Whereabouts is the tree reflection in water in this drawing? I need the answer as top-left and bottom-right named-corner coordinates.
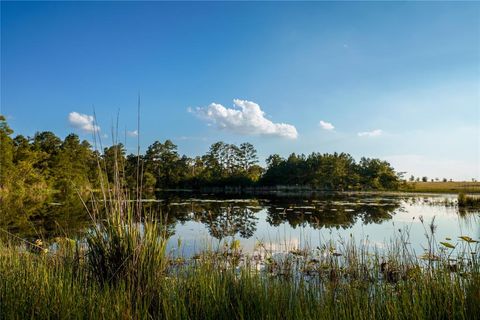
top-left (0, 195), bottom-right (91, 242)
top-left (3, 192), bottom-right (476, 243)
top-left (153, 194), bottom-right (403, 240)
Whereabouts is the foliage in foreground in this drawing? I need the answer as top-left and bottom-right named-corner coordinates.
top-left (0, 231), bottom-right (479, 319)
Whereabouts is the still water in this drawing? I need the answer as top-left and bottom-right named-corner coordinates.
top-left (1, 192), bottom-right (478, 256)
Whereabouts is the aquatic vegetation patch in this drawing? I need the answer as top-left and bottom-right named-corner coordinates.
top-left (0, 223), bottom-right (478, 319)
top-left (458, 193), bottom-right (480, 208)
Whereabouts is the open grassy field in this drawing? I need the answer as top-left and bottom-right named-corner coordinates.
top-left (404, 181), bottom-right (480, 194)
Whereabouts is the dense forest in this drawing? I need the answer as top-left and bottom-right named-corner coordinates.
top-left (0, 115), bottom-right (401, 201)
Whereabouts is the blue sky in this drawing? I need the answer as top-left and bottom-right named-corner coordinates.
top-left (1, 1), bottom-right (479, 180)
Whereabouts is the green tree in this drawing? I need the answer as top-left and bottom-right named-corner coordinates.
top-left (12, 135), bottom-right (31, 163)
top-left (53, 134), bottom-right (94, 195)
top-left (247, 164), bottom-right (264, 182)
top-left (1, 117), bottom-right (48, 203)
top-left (0, 115), bottom-right (14, 193)
top-left (144, 140), bottom-right (181, 188)
top-left (260, 154), bottom-right (286, 186)
top-left (238, 142), bottom-right (258, 172)
top-left (31, 131), bottom-right (62, 184)
top-left (358, 158), bottom-right (399, 190)
top-left (142, 171), bottom-right (157, 190)
top-left (103, 144), bottom-right (126, 184)
top-left (202, 142), bottom-right (227, 181)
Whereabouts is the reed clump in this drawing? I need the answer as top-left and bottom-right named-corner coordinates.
top-left (81, 136), bottom-right (169, 306)
top-left (458, 192), bottom-right (480, 207)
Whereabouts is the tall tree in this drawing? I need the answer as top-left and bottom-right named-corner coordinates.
top-left (31, 131), bottom-right (62, 183)
top-left (144, 140), bottom-right (181, 187)
top-left (53, 134), bottom-right (94, 195)
top-left (103, 144), bottom-right (126, 184)
top-left (0, 115), bottom-right (14, 192)
top-left (1, 117), bottom-right (48, 203)
top-left (238, 142), bottom-right (258, 172)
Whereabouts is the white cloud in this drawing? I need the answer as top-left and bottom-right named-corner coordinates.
top-left (190, 99), bottom-right (298, 139)
top-left (358, 129), bottom-right (382, 137)
top-left (127, 130), bottom-right (138, 137)
top-left (68, 112), bottom-right (100, 133)
top-left (319, 120), bottom-right (334, 131)
top-left (176, 136), bottom-right (208, 141)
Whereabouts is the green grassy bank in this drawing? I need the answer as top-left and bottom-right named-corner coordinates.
top-left (403, 181), bottom-right (480, 194)
top-left (0, 232), bottom-right (478, 319)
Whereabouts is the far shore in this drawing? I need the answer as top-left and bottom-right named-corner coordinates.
top-left (149, 181), bottom-right (480, 196)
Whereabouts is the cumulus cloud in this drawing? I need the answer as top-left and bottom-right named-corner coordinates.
top-left (190, 99), bottom-right (298, 139)
top-left (319, 120), bottom-right (334, 131)
top-left (358, 129), bottom-right (382, 137)
top-left (68, 112), bottom-right (100, 133)
top-left (127, 130), bottom-right (138, 137)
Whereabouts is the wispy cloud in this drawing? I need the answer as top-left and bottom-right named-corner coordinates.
top-left (176, 136), bottom-right (208, 141)
top-left (319, 120), bottom-right (334, 131)
top-left (68, 112), bottom-right (100, 133)
top-left (189, 99), bottom-right (298, 139)
top-left (127, 130), bottom-right (138, 137)
top-left (358, 129), bottom-right (382, 137)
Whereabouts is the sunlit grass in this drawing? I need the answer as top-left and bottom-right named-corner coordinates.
top-left (0, 226), bottom-right (478, 319)
top-left (405, 181), bottom-right (480, 194)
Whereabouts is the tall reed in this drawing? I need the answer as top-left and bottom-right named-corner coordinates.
top-left (83, 110), bottom-right (169, 300)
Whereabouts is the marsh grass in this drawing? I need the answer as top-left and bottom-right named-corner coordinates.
top-left (458, 193), bottom-right (480, 208)
top-left (0, 229), bottom-right (479, 319)
top-left (78, 113), bottom-right (171, 309)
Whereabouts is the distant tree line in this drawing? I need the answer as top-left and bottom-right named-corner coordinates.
top-left (261, 152), bottom-right (399, 190)
top-left (0, 116), bottom-right (401, 201)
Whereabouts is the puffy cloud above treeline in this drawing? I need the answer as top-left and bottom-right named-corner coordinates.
top-left (68, 112), bottom-right (100, 133)
top-left (190, 99), bottom-right (298, 139)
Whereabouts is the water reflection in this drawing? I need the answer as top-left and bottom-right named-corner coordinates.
top-left (1, 192), bottom-right (478, 248)
top-left (141, 194), bottom-right (404, 240)
top-left (264, 198), bottom-right (401, 230)
top-left (0, 197), bottom-right (90, 241)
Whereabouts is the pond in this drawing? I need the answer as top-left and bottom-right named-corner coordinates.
top-left (1, 192), bottom-right (478, 256)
